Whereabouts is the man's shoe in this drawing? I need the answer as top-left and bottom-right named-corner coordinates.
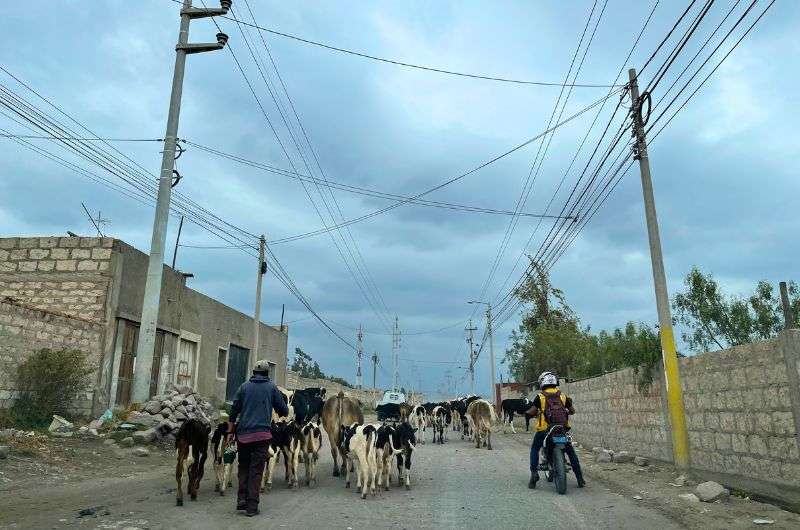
top-left (236, 502), bottom-right (247, 511)
top-left (528, 473), bottom-right (539, 489)
top-left (246, 509), bottom-right (260, 517)
top-left (577, 477), bottom-right (586, 488)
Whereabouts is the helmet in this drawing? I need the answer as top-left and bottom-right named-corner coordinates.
top-left (253, 359), bottom-right (272, 375)
top-left (538, 371), bottom-right (558, 388)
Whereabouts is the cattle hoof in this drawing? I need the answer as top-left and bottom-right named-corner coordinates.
top-left (488, 446), bottom-right (493, 451)
top-left (361, 493), bottom-right (367, 500)
top-left (219, 490), bottom-right (225, 496)
top-left (214, 484), bottom-right (220, 492)
top-left (333, 469), bottom-right (340, 477)
top-left (176, 499), bottom-right (183, 507)
top-left (405, 484), bottom-right (410, 491)
top-left (345, 482), bottom-right (351, 489)
top-left (190, 495), bottom-right (197, 501)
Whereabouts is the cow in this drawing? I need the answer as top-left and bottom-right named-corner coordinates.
top-left (322, 391), bottom-right (364, 477)
top-left (210, 422), bottom-right (235, 496)
top-left (392, 421), bottom-right (417, 490)
top-left (466, 399), bottom-right (496, 450)
top-left (291, 387), bottom-right (326, 425)
top-left (376, 402), bottom-right (411, 422)
top-left (261, 420), bottom-right (303, 492)
top-left (431, 405), bottom-right (450, 444)
top-left (340, 423), bottom-right (378, 499)
top-left (375, 423), bottom-right (401, 491)
top-left (408, 405), bottom-right (427, 444)
top-left (452, 395), bottom-right (480, 440)
top-left (175, 418), bottom-right (211, 506)
top-left (501, 397), bottom-right (533, 433)
top-left (301, 421), bottom-right (323, 487)
top-left (273, 386), bottom-right (295, 422)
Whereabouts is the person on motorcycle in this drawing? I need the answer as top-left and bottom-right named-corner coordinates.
top-left (525, 371), bottom-right (585, 489)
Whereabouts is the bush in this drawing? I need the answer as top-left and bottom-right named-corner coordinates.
top-left (10, 348), bottom-right (93, 429)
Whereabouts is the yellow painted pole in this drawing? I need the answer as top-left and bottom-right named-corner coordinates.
top-left (628, 69), bottom-right (690, 468)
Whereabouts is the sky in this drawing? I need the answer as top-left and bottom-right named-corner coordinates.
top-left (1, 1), bottom-right (798, 400)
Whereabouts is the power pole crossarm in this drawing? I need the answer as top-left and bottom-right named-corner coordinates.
top-left (629, 68), bottom-right (690, 469)
top-left (131, 0), bottom-right (230, 403)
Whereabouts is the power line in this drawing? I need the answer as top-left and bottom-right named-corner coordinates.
top-left (0, 133), bottom-right (163, 141)
top-left (184, 140), bottom-right (575, 220)
top-left (165, 0), bottom-right (622, 89)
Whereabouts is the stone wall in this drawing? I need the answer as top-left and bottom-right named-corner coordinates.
top-left (0, 299), bottom-right (104, 415)
top-left (562, 333), bottom-right (800, 507)
top-left (0, 236), bottom-right (114, 322)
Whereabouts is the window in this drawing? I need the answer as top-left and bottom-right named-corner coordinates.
top-left (217, 348), bottom-right (228, 379)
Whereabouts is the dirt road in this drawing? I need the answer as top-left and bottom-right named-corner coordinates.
top-left (1, 427), bottom-right (685, 530)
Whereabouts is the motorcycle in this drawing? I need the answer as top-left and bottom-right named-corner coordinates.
top-left (538, 424), bottom-right (572, 494)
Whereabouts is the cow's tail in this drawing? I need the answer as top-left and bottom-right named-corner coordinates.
top-left (336, 391), bottom-right (344, 428)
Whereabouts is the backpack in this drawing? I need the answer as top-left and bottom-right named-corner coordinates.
top-left (541, 390), bottom-right (569, 426)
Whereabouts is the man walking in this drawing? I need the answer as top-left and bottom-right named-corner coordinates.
top-left (228, 360), bottom-right (289, 517)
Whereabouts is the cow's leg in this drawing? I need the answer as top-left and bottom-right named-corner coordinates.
top-left (221, 462), bottom-right (232, 496)
top-left (282, 447), bottom-right (291, 484)
top-left (291, 442), bottom-right (301, 489)
top-left (331, 442), bottom-right (340, 477)
top-left (345, 455), bottom-right (352, 488)
top-left (175, 446), bottom-right (187, 506)
top-left (404, 451), bottom-right (412, 490)
top-left (213, 457), bottom-right (222, 493)
top-left (509, 412), bottom-right (517, 434)
top-left (487, 428), bottom-right (493, 450)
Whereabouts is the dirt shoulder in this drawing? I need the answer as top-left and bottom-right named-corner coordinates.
top-left (501, 428), bottom-right (800, 529)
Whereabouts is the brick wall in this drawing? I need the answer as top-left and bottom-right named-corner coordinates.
top-left (0, 299), bottom-right (104, 415)
top-left (0, 236), bottom-right (114, 321)
top-left (562, 334), bottom-right (800, 506)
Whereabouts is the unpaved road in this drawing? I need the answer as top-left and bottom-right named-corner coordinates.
top-left (0, 428), bottom-right (683, 530)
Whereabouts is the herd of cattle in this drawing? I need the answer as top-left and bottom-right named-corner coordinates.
top-left (172, 389), bottom-right (535, 504)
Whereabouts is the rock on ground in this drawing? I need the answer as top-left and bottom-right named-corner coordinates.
top-left (133, 447), bottom-right (150, 457)
top-left (679, 493), bottom-right (700, 503)
top-left (0, 445), bottom-right (8, 459)
top-left (695, 481), bottom-right (730, 502)
top-left (119, 437), bottom-right (135, 448)
top-left (596, 450), bottom-right (613, 463)
top-left (133, 429), bottom-right (157, 444)
top-left (613, 451), bottom-right (634, 463)
top-left (634, 456), bottom-right (649, 466)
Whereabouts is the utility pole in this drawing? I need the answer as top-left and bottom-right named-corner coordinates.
top-left (629, 68), bottom-right (690, 468)
top-left (371, 352), bottom-right (378, 390)
top-left (486, 303), bottom-right (497, 412)
top-left (391, 316), bottom-right (401, 392)
top-left (131, 0), bottom-right (230, 403)
top-left (171, 215), bottom-right (184, 269)
top-left (780, 282), bottom-right (796, 329)
top-left (252, 235), bottom-right (266, 369)
top-left (356, 325), bottom-right (364, 389)
top-left (465, 319), bottom-right (477, 395)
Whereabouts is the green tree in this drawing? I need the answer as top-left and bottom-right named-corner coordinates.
top-left (290, 347), bottom-right (324, 379)
top-left (672, 267), bottom-right (800, 351)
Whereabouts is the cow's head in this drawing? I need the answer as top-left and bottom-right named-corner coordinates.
top-left (339, 423), bottom-right (358, 452)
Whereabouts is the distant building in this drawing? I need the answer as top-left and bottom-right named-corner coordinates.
top-left (0, 236), bottom-right (288, 415)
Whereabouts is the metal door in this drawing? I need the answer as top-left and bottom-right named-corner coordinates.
top-left (177, 338), bottom-right (197, 388)
top-left (225, 344), bottom-right (250, 401)
top-left (149, 331), bottom-right (165, 398)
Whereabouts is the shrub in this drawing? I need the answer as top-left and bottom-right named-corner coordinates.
top-left (11, 348), bottom-right (93, 428)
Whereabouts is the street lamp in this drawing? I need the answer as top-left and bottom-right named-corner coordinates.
top-left (468, 300), bottom-right (497, 412)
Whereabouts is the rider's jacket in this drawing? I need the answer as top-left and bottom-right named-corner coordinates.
top-left (533, 387), bottom-right (573, 432)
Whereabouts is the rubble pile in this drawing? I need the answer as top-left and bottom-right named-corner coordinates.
top-left (124, 386), bottom-right (219, 444)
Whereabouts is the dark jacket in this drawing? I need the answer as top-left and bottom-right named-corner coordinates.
top-left (230, 374), bottom-right (289, 436)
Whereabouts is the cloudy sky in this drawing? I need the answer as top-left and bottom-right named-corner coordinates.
top-left (2, 1), bottom-right (797, 399)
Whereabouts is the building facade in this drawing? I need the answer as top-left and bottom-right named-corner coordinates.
top-left (0, 236), bottom-right (287, 415)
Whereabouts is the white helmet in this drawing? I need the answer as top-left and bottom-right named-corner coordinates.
top-left (538, 371), bottom-right (558, 388)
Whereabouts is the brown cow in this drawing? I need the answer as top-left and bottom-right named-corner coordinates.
top-left (321, 391), bottom-right (364, 477)
top-left (466, 399), bottom-right (496, 450)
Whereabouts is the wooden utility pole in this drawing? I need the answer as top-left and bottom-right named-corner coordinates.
top-left (629, 68), bottom-right (690, 468)
top-left (780, 282), bottom-right (796, 329)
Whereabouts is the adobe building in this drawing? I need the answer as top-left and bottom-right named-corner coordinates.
top-left (0, 236), bottom-right (288, 415)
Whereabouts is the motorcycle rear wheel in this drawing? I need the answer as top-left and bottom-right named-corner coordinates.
top-left (553, 446), bottom-right (567, 495)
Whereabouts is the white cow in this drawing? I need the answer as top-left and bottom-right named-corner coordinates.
top-left (341, 423), bottom-right (378, 499)
top-left (408, 405), bottom-right (427, 444)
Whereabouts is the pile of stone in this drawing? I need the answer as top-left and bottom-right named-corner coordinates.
top-left (123, 386), bottom-right (219, 445)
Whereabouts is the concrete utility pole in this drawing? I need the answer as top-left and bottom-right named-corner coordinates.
top-left (629, 68), bottom-right (690, 468)
top-left (392, 316), bottom-right (401, 392)
top-left (356, 325), bottom-right (364, 389)
top-left (252, 235), bottom-right (266, 368)
top-left (371, 352), bottom-right (378, 390)
top-left (132, 0), bottom-right (230, 403)
top-left (469, 301), bottom-right (496, 409)
top-left (465, 319), bottom-right (477, 395)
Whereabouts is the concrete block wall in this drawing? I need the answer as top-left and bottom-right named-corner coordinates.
top-left (680, 338), bottom-right (799, 488)
top-left (0, 236), bottom-right (114, 321)
top-left (562, 366), bottom-right (672, 461)
top-left (562, 334), bottom-right (800, 507)
top-left (0, 299), bottom-right (103, 415)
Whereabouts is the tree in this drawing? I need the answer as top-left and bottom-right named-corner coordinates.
top-left (290, 347), bottom-right (323, 379)
top-left (672, 267), bottom-right (800, 352)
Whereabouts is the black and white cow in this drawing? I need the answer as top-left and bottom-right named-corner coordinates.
top-left (301, 421), bottom-right (323, 487)
top-left (210, 422), bottom-right (235, 496)
top-left (261, 420), bottom-right (303, 492)
top-left (501, 397), bottom-right (533, 433)
top-left (175, 419), bottom-right (210, 506)
top-left (340, 423), bottom-right (378, 499)
top-left (408, 405), bottom-right (427, 444)
top-left (392, 421), bottom-right (417, 490)
top-left (291, 387), bottom-right (326, 425)
top-left (431, 405), bottom-right (451, 444)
